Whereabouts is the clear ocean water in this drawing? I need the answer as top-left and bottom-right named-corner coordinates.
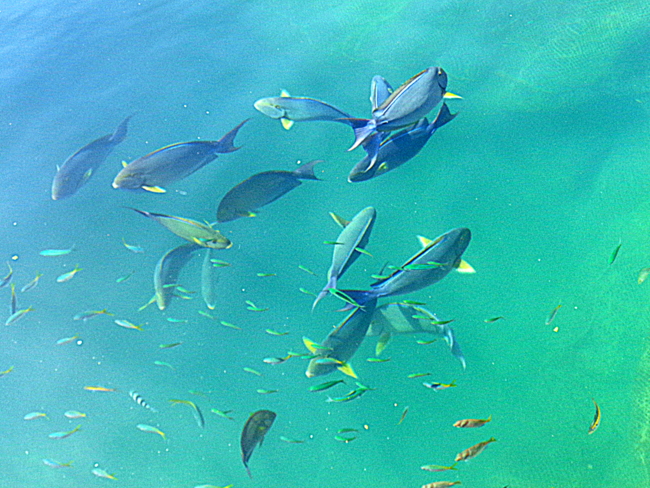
top-left (2, 0), bottom-right (650, 486)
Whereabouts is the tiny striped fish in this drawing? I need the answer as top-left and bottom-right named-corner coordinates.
top-left (129, 390), bottom-right (157, 412)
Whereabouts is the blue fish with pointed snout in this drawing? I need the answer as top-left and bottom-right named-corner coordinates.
top-left (340, 227), bottom-right (473, 307)
top-left (52, 115), bottom-right (132, 200)
top-left (346, 67), bottom-right (448, 162)
top-left (348, 103), bottom-right (456, 182)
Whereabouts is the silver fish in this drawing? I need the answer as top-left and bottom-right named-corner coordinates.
top-left (201, 248), bottom-right (219, 310)
top-left (254, 90), bottom-right (351, 130)
top-left (154, 243), bottom-right (201, 311)
top-left (313, 207), bottom-right (376, 309)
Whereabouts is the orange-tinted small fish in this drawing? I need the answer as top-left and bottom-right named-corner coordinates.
top-left (83, 386), bottom-right (117, 392)
top-left (455, 437), bottom-right (496, 462)
top-left (453, 414), bottom-right (492, 428)
top-left (588, 398), bottom-right (601, 435)
top-left (422, 482), bottom-right (461, 488)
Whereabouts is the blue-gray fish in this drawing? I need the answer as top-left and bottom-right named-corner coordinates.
top-left (254, 90), bottom-right (351, 130)
top-left (313, 207), bottom-right (376, 310)
top-left (368, 303), bottom-right (465, 369)
top-left (112, 119), bottom-right (247, 193)
top-left (347, 67), bottom-right (447, 162)
top-left (52, 115), bottom-right (132, 200)
top-left (241, 410), bottom-right (276, 478)
top-left (217, 160), bottom-right (322, 223)
top-left (154, 243), bottom-right (201, 311)
top-left (341, 228), bottom-right (472, 307)
top-left (305, 298), bottom-right (377, 378)
top-left (201, 248), bottom-right (219, 310)
top-left (348, 103), bottom-right (456, 182)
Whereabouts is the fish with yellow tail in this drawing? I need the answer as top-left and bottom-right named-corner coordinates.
top-left (588, 398), bottom-right (601, 434)
top-left (455, 437), bottom-right (496, 462)
top-left (453, 415), bottom-right (492, 428)
top-left (92, 468), bottom-right (117, 480)
top-left (170, 399), bottom-right (205, 428)
top-left (241, 409), bottom-right (276, 478)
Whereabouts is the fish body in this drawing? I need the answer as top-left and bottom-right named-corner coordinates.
top-left (64, 410), bottom-right (86, 419)
top-left (170, 399), bottom-right (205, 428)
top-left (10, 283), bottom-right (16, 315)
top-left (24, 411), bottom-right (48, 420)
top-left (588, 398), bottom-right (601, 434)
top-left (130, 391), bottom-right (157, 412)
top-left (56, 265), bottom-right (82, 283)
top-left (129, 208), bottom-right (231, 249)
top-left (112, 119), bottom-right (247, 192)
top-left (313, 207), bottom-right (376, 309)
top-left (201, 248), bottom-right (219, 310)
top-left (20, 273), bottom-right (43, 292)
top-left (48, 424), bottom-right (81, 439)
top-left (342, 228), bottom-right (472, 307)
top-left (348, 104), bottom-right (456, 182)
top-left (453, 415), bottom-right (491, 428)
top-left (115, 319), bottom-right (143, 330)
top-left (73, 309), bottom-right (112, 321)
top-left (241, 410), bottom-right (276, 478)
top-left (56, 335), bottom-right (79, 345)
top-left (367, 303), bottom-right (465, 368)
top-left (455, 437), bottom-right (496, 462)
top-left (137, 423), bottom-right (166, 440)
top-left (52, 115), bottom-right (131, 200)
top-left (39, 247), bottom-right (74, 256)
top-left (92, 468), bottom-right (117, 480)
top-left (423, 380), bottom-right (456, 391)
top-left (306, 298), bottom-right (377, 378)
top-left (122, 238), bottom-right (144, 253)
top-left (347, 67), bottom-right (447, 156)
top-left (154, 243), bottom-right (201, 310)
top-left (84, 386), bottom-right (116, 392)
top-left (5, 306), bottom-right (34, 325)
top-left (422, 483), bottom-right (461, 488)
top-left (254, 91), bottom-right (351, 130)
top-left (420, 463), bottom-right (458, 472)
top-left (217, 159), bottom-right (322, 222)
top-left (0, 262), bottom-right (12, 288)
top-left (43, 459), bottom-right (73, 468)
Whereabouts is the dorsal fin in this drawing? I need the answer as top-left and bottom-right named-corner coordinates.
top-left (280, 89), bottom-right (291, 97)
top-left (329, 212), bottom-right (349, 228)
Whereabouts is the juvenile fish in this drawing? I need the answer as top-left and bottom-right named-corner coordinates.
top-left (130, 391), bottom-right (157, 412)
top-left (48, 424), bottom-right (81, 439)
top-left (0, 262), bottom-right (12, 288)
top-left (73, 309), bottom-right (113, 321)
top-left (170, 399), bottom-right (205, 428)
top-left (64, 410), bottom-right (86, 419)
top-left (39, 247), bottom-right (74, 257)
top-left (588, 398), bottom-right (601, 434)
top-left (5, 306), bottom-right (34, 326)
top-left (20, 273), bottom-right (43, 292)
top-left (24, 412), bottom-right (48, 420)
top-left (56, 265), bottom-right (82, 283)
top-left (91, 468), bottom-right (117, 480)
top-left (453, 415), bottom-right (491, 428)
top-left (115, 319), bottom-right (143, 331)
top-left (137, 423), bottom-right (166, 440)
top-left (42, 459), bottom-right (73, 468)
top-left (455, 437), bottom-right (496, 462)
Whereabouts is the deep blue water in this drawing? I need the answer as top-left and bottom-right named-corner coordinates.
top-left (2, 0), bottom-right (650, 487)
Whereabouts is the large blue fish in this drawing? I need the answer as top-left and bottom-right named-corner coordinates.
top-left (216, 160), bottom-right (322, 222)
top-left (305, 298), bottom-right (377, 378)
top-left (348, 103), bottom-right (456, 182)
top-left (254, 90), bottom-right (352, 130)
top-left (367, 302), bottom-right (466, 369)
top-left (346, 67), bottom-right (448, 163)
top-left (52, 115), bottom-right (132, 200)
top-left (112, 119), bottom-right (247, 193)
top-left (313, 207), bottom-right (376, 310)
top-left (341, 227), bottom-right (472, 307)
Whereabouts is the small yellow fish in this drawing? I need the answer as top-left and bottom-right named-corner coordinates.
top-left (0, 366), bottom-right (14, 377)
top-left (588, 398), bottom-right (601, 435)
top-left (5, 306), bottom-right (34, 326)
top-left (56, 265), bottom-right (82, 283)
top-left (24, 411), bottom-right (48, 420)
top-left (84, 386), bottom-right (117, 392)
top-left (114, 319), bottom-right (143, 330)
top-left (243, 367), bottom-right (262, 376)
top-left (137, 423), bottom-right (167, 440)
top-left (20, 273), bottom-right (42, 292)
top-left (64, 410), bottom-right (87, 419)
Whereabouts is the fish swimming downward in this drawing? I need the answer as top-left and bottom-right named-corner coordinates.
top-left (240, 410), bottom-right (276, 478)
top-left (52, 115), bottom-right (132, 200)
top-left (112, 119), bottom-right (247, 193)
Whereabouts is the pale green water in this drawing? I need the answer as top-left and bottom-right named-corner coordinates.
top-left (1, 1), bottom-right (650, 487)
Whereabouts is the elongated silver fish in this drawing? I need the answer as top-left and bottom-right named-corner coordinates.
top-left (254, 90), bottom-right (351, 130)
top-left (154, 243), bottom-right (201, 311)
top-left (129, 390), bottom-right (157, 412)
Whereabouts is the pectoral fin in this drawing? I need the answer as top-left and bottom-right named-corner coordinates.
top-left (454, 259), bottom-right (475, 274)
top-left (443, 91), bottom-right (463, 99)
top-left (376, 332), bottom-right (392, 356)
top-left (329, 212), bottom-right (350, 228)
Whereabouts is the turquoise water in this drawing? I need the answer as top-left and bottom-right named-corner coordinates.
top-left (2, 0), bottom-right (650, 486)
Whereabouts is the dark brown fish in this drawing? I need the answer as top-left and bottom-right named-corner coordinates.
top-left (217, 160), bottom-right (322, 222)
top-left (241, 409), bottom-right (276, 478)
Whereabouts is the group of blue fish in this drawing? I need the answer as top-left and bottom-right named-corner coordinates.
top-left (304, 204), bottom-right (473, 379)
top-left (254, 66), bottom-right (459, 182)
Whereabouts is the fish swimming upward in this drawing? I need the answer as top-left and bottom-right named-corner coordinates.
top-left (153, 243), bottom-right (202, 311)
top-left (52, 115), bottom-right (132, 200)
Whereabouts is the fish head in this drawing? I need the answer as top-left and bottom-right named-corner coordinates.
top-left (435, 67), bottom-right (448, 92)
top-left (112, 167), bottom-right (146, 189)
top-left (348, 154), bottom-right (377, 182)
top-left (51, 173), bottom-right (72, 200)
top-left (253, 98), bottom-right (286, 119)
top-left (305, 356), bottom-right (339, 378)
